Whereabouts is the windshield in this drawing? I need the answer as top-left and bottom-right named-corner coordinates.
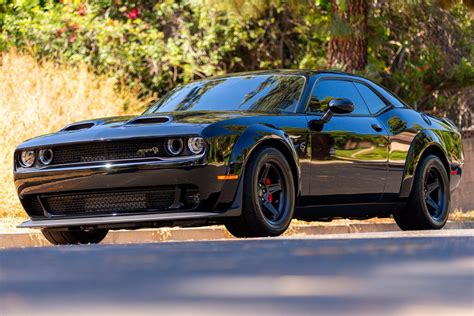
top-left (144, 74), bottom-right (305, 114)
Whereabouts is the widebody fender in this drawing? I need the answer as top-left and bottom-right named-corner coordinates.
top-left (399, 129), bottom-right (461, 198)
top-left (228, 124), bottom-right (300, 180)
top-left (221, 124), bottom-right (301, 211)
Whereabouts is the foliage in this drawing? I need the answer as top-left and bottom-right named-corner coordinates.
top-left (0, 0), bottom-right (328, 96)
top-left (369, 0), bottom-right (474, 115)
top-left (0, 0), bottom-right (472, 127)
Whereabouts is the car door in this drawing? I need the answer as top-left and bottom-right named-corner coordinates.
top-left (306, 77), bottom-right (389, 204)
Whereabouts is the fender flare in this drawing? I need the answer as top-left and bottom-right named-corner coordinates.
top-left (230, 124), bottom-right (300, 173)
top-left (227, 123), bottom-right (301, 198)
top-left (399, 130), bottom-right (449, 198)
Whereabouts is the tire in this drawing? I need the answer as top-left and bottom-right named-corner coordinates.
top-left (394, 155), bottom-right (450, 230)
top-left (225, 146), bottom-right (295, 237)
top-left (41, 228), bottom-right (108, 245)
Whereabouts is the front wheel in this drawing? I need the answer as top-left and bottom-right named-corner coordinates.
top-left (225, 146), bottom-right (295, 238)
top-left (394, 154), bottom-right (450, 230)
top-left (42, 228), bottom-right (109, 245)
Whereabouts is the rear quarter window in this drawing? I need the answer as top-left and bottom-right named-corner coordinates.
top-left (354, 82), bottom-right (387, 114)
top-left (371, 84), bottom-right (408, 108)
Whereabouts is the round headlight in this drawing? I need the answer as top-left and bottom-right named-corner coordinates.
top-left (38, 149), bottom-right (53, 165)
top-left (20, 150), bottom-right (36, 167)
top-left (187, 137), bottom-right (205, 154)
top-left (166, 138), bottom-right (184, 156)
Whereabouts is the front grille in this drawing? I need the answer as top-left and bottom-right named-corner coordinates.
top-left (51, 139), bottom-right (168, 165)
top-left (42, 187), bottom-right (176, 216)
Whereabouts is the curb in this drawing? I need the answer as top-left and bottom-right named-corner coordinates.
top-left (1, 221), bottom-right (473, 249)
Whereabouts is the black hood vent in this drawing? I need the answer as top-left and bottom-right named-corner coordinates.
top-left (127, 116), bottom-right (171, 125)
top-left (62, 122), bottom-right (95, 131)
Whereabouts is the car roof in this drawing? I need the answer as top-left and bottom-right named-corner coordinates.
top-left (206, 69), bottom-right (369, 80)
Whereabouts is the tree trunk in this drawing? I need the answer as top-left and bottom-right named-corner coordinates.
top-left (327, 0), bottom-right (368, 72)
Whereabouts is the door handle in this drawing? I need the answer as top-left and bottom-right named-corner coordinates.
top-left (371, 124), bottom-right (383, 132)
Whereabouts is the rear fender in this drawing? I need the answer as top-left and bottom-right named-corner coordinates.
top-left (399, 130), bottom-right (450, 198)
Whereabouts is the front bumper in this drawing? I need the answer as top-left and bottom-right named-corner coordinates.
top-left (14, 157), bottom-right (241, 228)
top-left (450, 162), bottom-right (463, 192)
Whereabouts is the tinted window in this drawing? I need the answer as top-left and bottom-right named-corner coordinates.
top-left (144, 75), bottom-right (305, 114)
top-left (309, 80), bottom-right (369, 115)
top-left (354, 82), bottom-right (387, 114)
top-left (371, 84), bottom-right (407, 108)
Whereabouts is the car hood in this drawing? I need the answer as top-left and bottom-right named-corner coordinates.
top-left (17, 111), bottom-right (254, 149)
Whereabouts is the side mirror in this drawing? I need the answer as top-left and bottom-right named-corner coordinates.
top-left (328, 98), bottom-right (354, 114)
top-left (308, 98), bottom-right (354, 130)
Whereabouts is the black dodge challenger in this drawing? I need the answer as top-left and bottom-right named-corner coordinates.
top-left (14, 70), bottom-right (464, 245)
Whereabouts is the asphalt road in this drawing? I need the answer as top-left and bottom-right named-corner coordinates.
top-left (0, 229), bottom-right (473, 316)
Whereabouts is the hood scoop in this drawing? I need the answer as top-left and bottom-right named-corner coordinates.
top-left (62, 122), bottom-right (95, 132)
top-left (127, 116), bottom-right (171, 125)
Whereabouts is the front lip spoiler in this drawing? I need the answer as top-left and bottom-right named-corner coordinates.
top-left (17, 210), bottom-right (240, 229)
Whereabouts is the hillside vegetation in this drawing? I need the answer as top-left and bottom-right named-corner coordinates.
top-left (1, 0), bottom-right (472, 127)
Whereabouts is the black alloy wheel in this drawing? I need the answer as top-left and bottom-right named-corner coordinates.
top-left (423, 165), bottom-right (446, 221)
top-left (394, 154), bottom-right (450, 230)
top-left (257, 161), bottom-right (288, 225)
top-left (224, 146), bottom-right (295, 237)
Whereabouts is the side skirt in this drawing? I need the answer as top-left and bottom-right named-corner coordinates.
top-left (294, 202), bottom-right (406, 221)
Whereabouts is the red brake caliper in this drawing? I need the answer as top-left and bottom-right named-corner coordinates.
top-left (265, 178), bottom-right (273, 203)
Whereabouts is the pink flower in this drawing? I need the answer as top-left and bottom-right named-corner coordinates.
top-left (128, 8), bottom-right (139, 19)
top-left (69, 35), bottom-right (77, 43)
top-left (78, 6), bottom-right (86, 16)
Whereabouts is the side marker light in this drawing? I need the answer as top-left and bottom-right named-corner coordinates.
top-left (217, 175), bottom-right (239, 180)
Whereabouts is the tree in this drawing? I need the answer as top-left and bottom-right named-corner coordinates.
top-left (327, 0), bottom-right (368, 71)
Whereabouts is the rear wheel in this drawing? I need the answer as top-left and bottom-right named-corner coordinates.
top-left (41, 228), bottom-right (108, 245)
top-left (225, 146), bottom-right (295, 237)
top-left (394, 155), bottom-right (450, 230)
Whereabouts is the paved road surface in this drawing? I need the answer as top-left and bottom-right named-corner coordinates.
top-left (1, 229), bottom-right (473, 315)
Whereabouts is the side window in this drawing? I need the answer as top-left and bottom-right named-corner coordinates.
top-left (354, 82), bottom-right (387, 114)
top-left (308, 80), bottom-right (369, 115)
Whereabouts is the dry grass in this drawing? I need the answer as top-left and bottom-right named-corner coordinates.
top-left (449, 210), bottom-right (474, 221)
top-left (0, 51), bottom-right (147, 219)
